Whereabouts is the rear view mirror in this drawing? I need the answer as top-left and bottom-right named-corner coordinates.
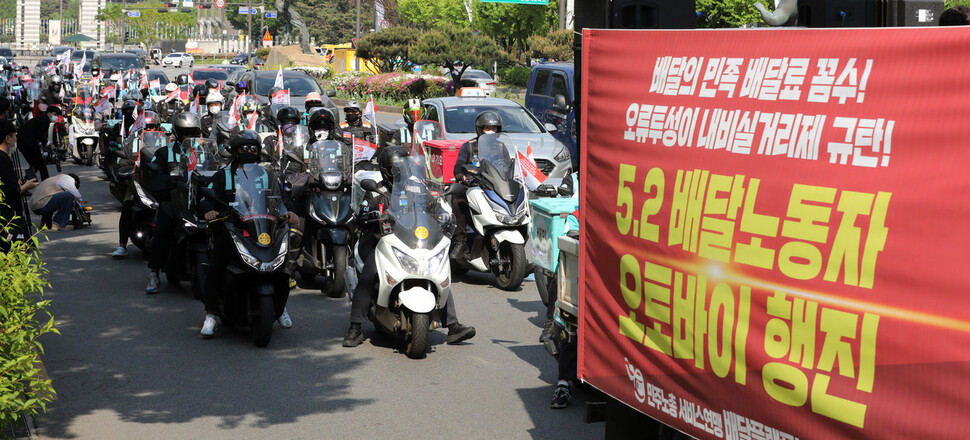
top-left (326, 89), bottom-right (336, 98)
top-left (544, 123), bottom-right (558, 133)
top-left (360, 179), bottom-right (380, 192)
top-left (226, 81), bottom-right (236, 88)
top-left (553, 94), bottom-right (570, 112)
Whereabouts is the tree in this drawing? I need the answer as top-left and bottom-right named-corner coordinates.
top-left (410, 24), bottom-right (507, 93)
top-left (696, 0), bottom-right (771, 28)
top-left (293, 0), bottom-right (374, 44)
top-left (356, 26), bottom-right (421, 73)
top-left (528, 29), bottom-right (572, 61)
top-left (224, 0), bottom-right (285, 47)
top-left (398, 0), bottom-right (470, 30)
top-left (473, 1), bottom-right (547, 58)
top-left (96, 2), bottom-right (198, 48)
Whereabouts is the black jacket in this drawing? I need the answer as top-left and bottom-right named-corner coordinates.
top-left (454, 137), bottom-right (479, 178)
top-left (200, 162), bottom-right (296, 215)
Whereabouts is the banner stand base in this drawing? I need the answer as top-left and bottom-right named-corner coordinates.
top-left (605, 397), bottom-right (690, 440)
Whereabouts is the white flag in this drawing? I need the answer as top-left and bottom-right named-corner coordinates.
top-left (516, 144), bottom-right (547, 191)
top-left (274, 67), bottom-right (284, 90)
top-left (363, 95), bottom-right (377, 123)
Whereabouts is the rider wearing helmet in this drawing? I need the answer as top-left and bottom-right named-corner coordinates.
top-left (306, 107), bottom-right (341, 142)
top-left (143, 110), bottom-right (161, 132)
top-left (390, 98), bottom-right (422, 153)
top-left (303, 92), bottom-right (323, 117)
top-left (144, 111), bottom-right (200, 293)
top-left (192, 83), bottom-right (209, 104)
top-left (343, 145), bottom-right (476, 347)
top-left (449, 110), bottom-right (503, 259)
top-left (39, 74), bottom-right (65, 109)
top-left (198, 130), bottom-right (299, 337)
top-left (276, 106), bottom-right (301, 134)
top-left (235, 95), bottom-right (274, 132)
top-left (16, 104), bottom-right (63, 180)
top-left (338, 100), bottom-right (371, 144)
top-left (175, 73), bottom-right (189, 86)
top-left (205, 78), bottom-right (219, 94)
top-left (201, 92), bottom-right (224, 137)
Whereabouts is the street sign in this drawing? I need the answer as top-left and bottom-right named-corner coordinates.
top-left (126, 10), bottom-right (140, 17)
top-left (183, 0), bottom-right (193, 7)
top-left (215, 0), bottom-right (225, 8)
top-left (379, 19), bottom-right (389, 29)
top-left (265, 11), bottom-right (277, 18)
top-left (238, 6), bottom-right (250, 14)
top-left (480, 0), bottom-right (548, 3)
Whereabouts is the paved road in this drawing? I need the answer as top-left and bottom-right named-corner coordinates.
top-left (29, 138), bottom-right (603, 437)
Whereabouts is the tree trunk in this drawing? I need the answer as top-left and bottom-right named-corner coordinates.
top-left (559, 0), bottom-right (565, 30)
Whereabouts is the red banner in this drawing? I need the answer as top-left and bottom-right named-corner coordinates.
top-left (579, 27), bottom-right (970, 439)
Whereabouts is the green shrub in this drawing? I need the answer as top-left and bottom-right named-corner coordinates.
top-left (254, 47), bottom-right (271, 59)
top-left (0, 214), bottom-right (57, 424)
top-left (497, 66), bottom-right (531, 87)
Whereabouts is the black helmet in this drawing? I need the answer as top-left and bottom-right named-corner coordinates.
top-left (193, 84), bottom-right (208, 101)
top-left (47, 104), bottom-right (63, 116)
top-left (176, 73), bottom-right (189, 86)
top-left (144, 111), bottom-right (161, 131)
top-left (122, 100), bottom-right (138, 117)
top-left (172, 112), bottom-right (202, 142)
top-left (276, 106), bottom-right (301, 127)
top-left (50, 74), bottom-right (63, 90)
top-left (90, 66), bottom-right (101, 77)
top-left (343, 100), bottom-right (362, 113)
top-left (377, 145), bottom-right (408, 181)
top-left (474, 111), bottom-right (503, 137)
top-left (228, 129), bottom-right (262, 155)
top-left (307, 107), bottom-right (337, 132)
top-left (205, 79), bottom-right (219, 90)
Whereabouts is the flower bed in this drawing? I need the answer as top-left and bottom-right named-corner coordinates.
top-left (329, 72), bottom-right (454, 101)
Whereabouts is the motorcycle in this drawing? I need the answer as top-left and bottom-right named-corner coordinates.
top-left (126, 130), bottom-right (172, 251)
top-left (298, 138), bottom-right (354, 297)
top-left (167, 137), bottom-right (227, 298)
top-left (44, 109), bottom-right (68, 173)
top-left (354, 155), bottom-right (454, 359)
top-left (200, 163), bottom-right (292, 348)
top-left (68, 86), bottom-right (100, 166)
top-left (448, 133), bottom-right (530, 291)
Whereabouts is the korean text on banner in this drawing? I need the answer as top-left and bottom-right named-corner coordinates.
top-left (271, 89), bottom-right (290, 106)
top-left (579, 27), bottom-right (970, 440)
top-left (353, 137), bottom-right (378, 161)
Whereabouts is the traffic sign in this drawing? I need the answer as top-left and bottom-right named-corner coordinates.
top-left (238, 6), bottom-right (250, 14)
top-left (183, 0), bottom-right (193, 7)
top-left (215, 0), bottom-right (224, 8)
top-left (126, 10), bottom-right (140, 17)
top-left (265, 11), bottom-right (277, 18)
top-left (379, 19), bottom-right (389, 29)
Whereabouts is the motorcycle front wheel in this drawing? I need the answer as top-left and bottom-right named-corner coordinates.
top-left (323, 245), bottom-right (348, 298)
top-left (494, 242), bottom-right (527, 291)
top-left (405, 312), bottom-right (430, 359)
top-left (253, 295), bottom-right (274, 348)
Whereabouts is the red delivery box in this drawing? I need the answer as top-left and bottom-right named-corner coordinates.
top-left (423, 139), bottom-right (464, 188)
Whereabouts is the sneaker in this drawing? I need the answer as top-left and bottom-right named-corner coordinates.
top-left (200, 314), bottom-right (220, 338)
top-left (342, 324), bottom-right (364, 347)
top-left (111, 246), bottom-right (128, 259)
top-left (551, 383), bottom-right (571, 409)
top-left (51, 223), bottom-right (75, 231)
top-left (146, 271), bottom-right (160, 294)
top-left (540, 319), bottom-right (555, 343)
top-left (278, 308), bottom-right (293, 328)
top-left (446, 322), bottom-right (476, 344)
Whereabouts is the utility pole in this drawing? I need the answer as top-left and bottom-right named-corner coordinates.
top-left (355, 0), bottom-right (360, 71)
top-left (247, 0), bottom-right (253, 68)
top-left (121, 0), bottom-right (126, 50)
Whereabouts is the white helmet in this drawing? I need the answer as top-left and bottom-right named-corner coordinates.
top-left (206, 92), bottom-right (224, 104)
top-left (165, 82), bottom-right (178, 93)
top-left (109, 73), bottom-right (121, 82)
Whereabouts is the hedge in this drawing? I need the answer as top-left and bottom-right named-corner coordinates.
top-left (329, 72), bottom-right (454, 101)
top-left (497, 66), bottom-right (532, 87)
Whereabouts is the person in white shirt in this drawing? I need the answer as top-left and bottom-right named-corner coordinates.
top-left (29, 173), bottom-right (81, 231)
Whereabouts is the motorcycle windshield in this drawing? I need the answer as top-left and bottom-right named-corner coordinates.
top-left (282, 124), bottom-right (310, 160)
top-left (73, 104), bottom-right (95, 124)
top-left (74, 86), bottom-right (94, 107)
top-left (233, 164), bottom-right (283, 247)
top-left (182, 137), bottom-right (224, 171)
top-left (477, 133), bottom-right (523, 203)
top-left (412, 119), bottom-right (443, 155)
top-left (139, 131), bottom-right (171, 161)
top-left (389, 155), bottom-right (443, 250)
top-left (309, 140), bottom-right (351, 187)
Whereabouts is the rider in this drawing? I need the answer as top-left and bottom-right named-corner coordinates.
top-left (112, 110), bottom-right (161, 259)
top-left (338, 101), bottom-right (371, 145)
top-left (144, 112), bottom-right (200, 293)
top-left (39, 74), bottom-right (65, 111)
top-left (449, 111), bottom-right (502, 259)
top-left (389, 98), bottom-right (422, 153)
top-left (342, 145), bottom-right (476, 347)
top-left (235, 95), bottom-right (275, 133)
top-left (303, 92), bottom-right (324, 119)
top-left (307, 107), bottom-right (342, 142)
top-left (199, 130), bottom-right (300, 337)
top-left (205, 79), bottom-right (220, 96)
top-left (200, 92), bottom-right (224, 138)
top-left (17, 104), bottom-right (62, 181)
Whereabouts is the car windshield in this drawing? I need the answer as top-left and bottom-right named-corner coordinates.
top-left (444, 105), bottom-right (542, 134)
top-left (72, 51), bottom-right (95, 61)
top-left (255, 75), bottom-right (321, 96)
top-left (462, 70), bottom-right (491, 80)
top-left (192, 70), bottom-right (228, 81)
top-left (101, 56), bottom-right (141, 70)
top-left (147, 71), bottom-right (169, 84)
top-left (166, 54), bottom-right (182, 59)
top-left (0, 48), bottom-right (13, 57)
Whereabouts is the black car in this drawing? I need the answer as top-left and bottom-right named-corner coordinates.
top-left (0, 47), bottom-right (14, 62)
top-left (229, 53), bottom-right (265, 67)
top-left (93, 53), bottom-right (143, 72)
top-left (228, 69), bottom-right (337, 119)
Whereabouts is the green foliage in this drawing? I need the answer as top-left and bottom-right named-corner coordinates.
top-left (410, 24), bottom-right (507, 94)
top-left (946, 0), bottom-right (970, 7)
top-left (356, 26), bottom-right (421, 73)
top-left (0, 205), bottom-right (58, 424)
top-left (254, 47), bottom-right (271, 58)
top-left (473, 1), bottom-right (548, 58)
top-left (527, 29), bottom-right (572, 61)
top-left (398, 0), bottom-right (470, 30)
top-left (696, 0), bottom-right (769, 28)
top-left (96, 2), bottom-right (197, 48)
top-left (0, 0), bottom-right (13, 21)
top-left (497, 66), bottom-right (530, 87)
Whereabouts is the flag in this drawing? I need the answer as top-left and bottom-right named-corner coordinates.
top-left (129, 110), bottom-right (146, 135)
top-left (516, 143), bottom-right (547, 190)
top-left (363, 95), bottom-right (377, 123)
top-left (247, 110), bottom-right (259, 131)
top-left (226, 95), bottom-right (241, 129)
top-left (149, 78), bottom-right (160, 90)
top-left (274, 67), bottom-right (284, 90)
top-left (166, 88), bottom-right (180, 102)
top-left (102, 85), bottom-right (116, 99)
top-left (73, 52), bottom-right (85, 79)
top-left (139, 76), bottom-right (148, 89)
top-left (116, 75), bottom-right (125, 92)
top-left (94, 97), bottom-right (110, 113)
top-left (56, 50), bottom-right (70, 69)
top-left (352, 136), bottom-right (378, 162)
top-left (271, 89), bottom-right (290, 106)
top-left (190, 96), bottom-right (200, 114)
top-left (187, 71), bottom-right (195, 86)
top-left (6, 76), bottom-right (18, 86)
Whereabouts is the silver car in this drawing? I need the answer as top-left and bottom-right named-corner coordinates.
top-left (162, 52), bottom-right (194, 68)
top-left (421, 97), bottom-right (573, 180)
top-left (459, 69), bottom-right (497, 97)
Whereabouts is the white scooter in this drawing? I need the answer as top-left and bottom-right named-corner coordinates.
top-left (68, 86), bottom-right (100, 166)
top-left (352, 155), bottom-right (454, 359)
top-left (450, 133), bottom-right (530, 291)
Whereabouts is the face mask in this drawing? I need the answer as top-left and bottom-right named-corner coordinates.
top-left (237, 152), bottom-right (258, 164)
top-left (315, 130), bottom-right (327, 141)
top-left (345, 113), bottom-right (360, 124)
top-left (208, 105), bottom-right (221, 116)
top-left (483, 130), bottom-right (495, 135)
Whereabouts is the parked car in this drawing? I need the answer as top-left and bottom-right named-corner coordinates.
top-left (420, 96), bottom-right (573, 179)
top-left (92, 53), bottom-right (143, 72)
top-left (0, 47), bottom-right (14, 62)
top-left (524, 62), bottom-right (577, 170)
top-left (71, 50), bottom-right (97, 63)
top-left (459, 69), bottom-right (497, 97)
top-left (124, 49), bottom-right (148, 67)
top-left (162, 52), bottom-right (194, 68)
top-left (229, 69), bottom-right (337, 118)
top-left (53, 46), bottom-right (73, 58)
top-left (229, 53), bottom-right (265, 68)
top-left (208, 64), bottom-right (245, 76)
top-left (190, 68), bottom-right (229, 87)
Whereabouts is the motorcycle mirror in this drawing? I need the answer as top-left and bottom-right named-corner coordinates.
top-left (326, 89), bottom-right (336, 98)
top-left (543, 123), bottom-right (558, 133)
top-left (360, 179), bottom-right (379, 192)
top-left (461, 164), bottom-right (479, 176)
top-left (558, 175), bottom-right (575, 197)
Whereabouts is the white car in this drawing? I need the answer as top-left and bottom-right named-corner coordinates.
top-left (162, 52), bottom-right (194, 68)
top-left (460, 69), bottom-right (497, 97)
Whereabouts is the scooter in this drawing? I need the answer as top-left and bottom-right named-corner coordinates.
top-left (126, 130), bottom-right (172, 251)
top-left (353, 155), bottom-right (454, 359)
top-left (298, 139), bottom-right (355, 297)
top-left (200, 163), bottom-right (291, 348)
top-left (449, 133), bottom-right (530, 291)
top-left (68, 86), bottom-right (99, 166)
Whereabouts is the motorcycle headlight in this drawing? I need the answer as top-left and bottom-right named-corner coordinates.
top-left (133, 182), bottom-right (158, 210)
top-left (231, 232), bottom-right (261, 270)
top-left (554, 147), bottom-right (571, 163)
top-left (393, 247), bottom-right (420, 274)
top-left (486, 197), bottom-right (523, 225)
top-left (393, 247), bottom-right (448, 276)
top-left (265, 237), bottom-right (288, 272)
top-left (322, 174), bottom-right (342, 190)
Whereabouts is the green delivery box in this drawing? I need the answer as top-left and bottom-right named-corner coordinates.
top-left (529, 197), bottom-right (579, 273)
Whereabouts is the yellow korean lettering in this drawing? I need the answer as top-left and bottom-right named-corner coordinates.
top-left (616, 164), bottom-right (637, 235)
top-left (708, 283), bottom-right (734, 379)
top-left (860, 192), bottom-right (890, 289)
top-left (782, 184), bottom-right (837, 242)
top-left (779, 241), bottom-right (823, 280)
top-left (734, 285), bottom-right (750, 385)
top-left (672, 272), bottom-right (695, 359)
top-left (643, 261), bottom-right (673, 356)
top-left (763, 362), bottom-right (809, 406)
top-left (693, 274), bottom-right (709, 370)
top-left (764, 291), bottom-right (792, 359)
top-left (639, 167), bottom-right (665, 243)
top-left (735, 178), bottom-right (778, 269)
top-left (824, 191), bottom-right (873, 286)
top-left (620, 254), bottom-right (642, 310)
top-left (812, 373), bottom-right (867, 428)
top-left (699, 173), bottom-right (735, 262)
top-left (817, 308), bottom-right (858, 378)
top-left (789, 297), bottom-right (818, 369)
top-left (858, 313), bottom-right (879, 392)
top-left (669, 169), bottom-right (709, 252)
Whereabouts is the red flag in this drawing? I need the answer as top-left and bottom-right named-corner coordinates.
top-left (247, 110), bottom-right (259, 131)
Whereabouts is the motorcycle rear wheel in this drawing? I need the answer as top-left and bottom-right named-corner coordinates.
top-left (405, 312), bottom-right (430, 359)
top-left (253, 295), bottom-right (274, 348)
